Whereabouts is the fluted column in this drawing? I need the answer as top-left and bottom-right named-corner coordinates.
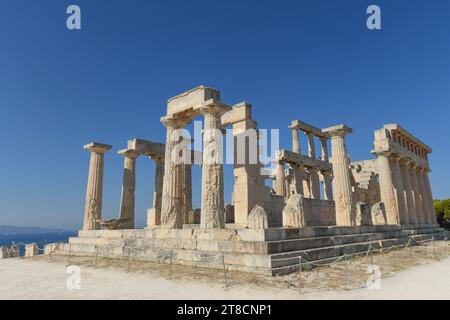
top-left (274, 160), bottom-right (286, 197)
top-left (410, 165), bottom-right (425, 225)
top-left (160, 116), bottom-right (188, 229)
top-left (82, 142), bottom-right (112, 230)
top-left (118, 149), bottom-right (139, 229)
top-left (306, 133), bottom-right (320, 199)
top-left (323, 125), bottom-right (355, 226)
top-left (400, 159), bottom-right (417, 225)
top-left (416, 168), bottom-right (430, 225)
top-left (376, 152), bottom-right (399, 225)
top-left (151, 155), bottom-right (164, 225)
top-left (422, 169), bottom-right (437, 225)
top-left (320, 137), bottom-right (329, 162)
top-left (309, 168), bottom-right (321, 199)
top-left (292, 164), bottom-right (304, 195)
top-left (292, 128), bottom-right (300, 154)
top-left (389, 155), bottom-right (408, 225)
top-left (200, 104), bottom-right (230, 229)
top-left (322, 170), bottom-right (333, 200)
top-left (182, 163), bottom-right (193, 224)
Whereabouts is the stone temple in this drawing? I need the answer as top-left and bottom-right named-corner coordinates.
top-left (55, 86), bottom-right (446, 275)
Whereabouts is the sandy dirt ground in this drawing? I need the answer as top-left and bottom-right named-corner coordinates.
top-left (0, 243), bottom-right (449, 300)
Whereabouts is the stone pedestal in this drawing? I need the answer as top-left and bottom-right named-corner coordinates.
top-left (118, 149), bottom-right (139, 229)
top-left (323, 125), bottom-right (355, 226)
top-left (83, 142), bottom-right (112, 230)
top-left (200, 104), bottom-right (231, 229)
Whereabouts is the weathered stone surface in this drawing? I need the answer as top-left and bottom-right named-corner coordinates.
top-left (282, 194), bottom-right (306, 228)
top-left (0, 246), bottom-right (7, 259)
top-left (371, 202), bottom-right (387, 225)
top-left (355, 202), bottom-right (373, 226)
top-left (25, 243), bottom-right (39, 257)
top-left (247, 205), bottom-right (269, 229)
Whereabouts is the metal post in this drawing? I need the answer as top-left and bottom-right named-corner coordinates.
top-left (67, 244), bottom-right (72, 266)
top-left (221, 254), bottom-right (228, 288)
top-left (169, 248), bottom-right (173, 278)
top-left (298, 256), bottom-right (302, 294)
top-left (127, 248), bottom-right (131, 272)
top-left (344, 254), bottom-right (348, 291)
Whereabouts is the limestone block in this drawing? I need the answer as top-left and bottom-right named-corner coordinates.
top-left (147, 208), bottom-right (161, 227)
top-left (44, 243), bottom-right (58, 255)
top-left (25, 243), bottom-right (39, 257)
top-left (247, 205), bottom-right (269, 229)
top-left (282, 194), bottom-right (306, 228)
top-left (355, 202), bottom-right (373, 226)
top-left (0, 247), bottom-right (7, 259)
top-left (8, 245), bottom-right (20, 258)
top-left (371, 202), bottom-right (388, 225)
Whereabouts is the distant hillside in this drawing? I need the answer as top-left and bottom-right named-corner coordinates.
top-left (0, 225), bottom-right (73, 236)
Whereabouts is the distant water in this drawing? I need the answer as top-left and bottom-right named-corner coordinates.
top-left (0, 232), bottom-right (77, 255)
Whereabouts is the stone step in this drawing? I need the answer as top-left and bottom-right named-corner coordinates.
top-left (270, 232), bottom-right (445, 276)
top-left (266, 233), bottom-right (387, 254)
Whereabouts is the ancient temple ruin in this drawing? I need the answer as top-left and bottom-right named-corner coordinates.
top-left (58, 86), bottom-right (446, 275)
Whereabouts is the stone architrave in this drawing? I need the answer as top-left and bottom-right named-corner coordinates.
top-left (323, 125), bottom-right (355, 226)
top-left (282, 194), bottom-right (306, 228)
top-left (118, 149), bottom-right (139, 229)
top-left (160, 116), bottom-right (189, 229)
top-left (82, 142), bottom-right (112, 230)
top-left (200, 104), bottom-right (231, 229)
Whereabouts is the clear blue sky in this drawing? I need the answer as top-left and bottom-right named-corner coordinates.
top-left (1, 0), bottom-right (449, 228)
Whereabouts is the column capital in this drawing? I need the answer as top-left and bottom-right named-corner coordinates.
top-left (118, 148), bottom-right (139, 159)
top-left (150, 155), bottom-right (164, 164)
top-left (84, 142), bottom-right (112, 154)
top-left (388, 153), bottom-right (403, 162)
top-left (322, 124), bottom-right (353, 138)
top-left (199, 103), bottom-right (232, 117)
top-left (160, 116), bottom-right (190, 129)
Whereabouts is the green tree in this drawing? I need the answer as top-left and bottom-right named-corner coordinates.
top-left (434, 199), bottom-right (450, 219)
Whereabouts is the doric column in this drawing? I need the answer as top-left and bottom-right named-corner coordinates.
top-left (118, 149), bottom-right (139, 229)
top-left (416, 167), bottom-right (430, 225)
top-left (410, 165), bottom-right (425, 225)
top-left (292, 128), bottom-right (301, 154)
top-left (422, 169), bottom-right (437, 225)
top-left (82, 142), bottom-right (112, 230)
top-left (323, 125), bottom-right (355, 226)
top-left (389, 155), bottom-right (408, 225)
top-left (182, 163), bottom-right (193, 224)
top-left (292, 164), bottom-right (304, 196)
top-left (320, 137), bottom-right (329, 162)
top-left (321, 170), bottom-right (333, 200)
top-left (306, 133), bottom-right (320, 199)
top-left (160, 116), bottom-right (189, 229)
top-left (376, 152), bottom-right (399, 225)
top-left (200, 104), bottom-right (230, 229)
top-left (309, 168), bottom-right (321, 199)
top-left (274, 160), bottom-right (286, 197)
top-left (400, 159), bottom-right (417, 225)
top-left (151, 155), bottom-right (164, 225)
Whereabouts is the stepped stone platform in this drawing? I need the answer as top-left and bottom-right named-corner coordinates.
top-left (53, 224), bottom-right (448, 276)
